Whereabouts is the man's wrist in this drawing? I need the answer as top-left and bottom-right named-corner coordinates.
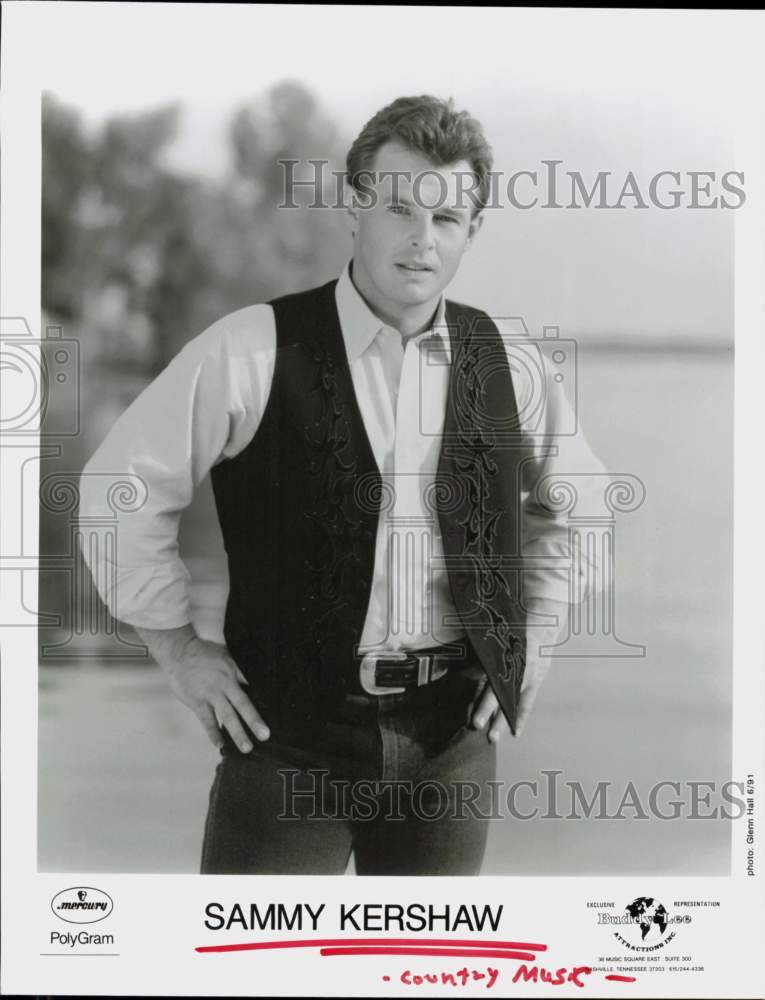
top-left (524, 596), bottom-right (570, 657)
top-left (524, 595), bottom-right (570, 623)
top-left (134, 623), bottom-right (198, 664)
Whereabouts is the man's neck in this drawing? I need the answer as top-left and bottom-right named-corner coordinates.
top-left (349, 262), bottom-right (441, 338)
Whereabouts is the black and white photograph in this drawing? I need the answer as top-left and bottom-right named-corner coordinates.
top-left (1, 3), bottom-right (763, 997)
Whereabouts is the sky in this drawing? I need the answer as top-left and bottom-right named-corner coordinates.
top-left (18, 3), bottom-right (753, 341)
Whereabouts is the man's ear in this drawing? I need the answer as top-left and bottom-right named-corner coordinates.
top-left (344, 178), bottom-right (360, 235)
top-left (465, 211), bottom-right (484, 248)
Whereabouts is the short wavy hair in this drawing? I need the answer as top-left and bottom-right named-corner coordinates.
top-left (346, 95), bottom-right (493, 214)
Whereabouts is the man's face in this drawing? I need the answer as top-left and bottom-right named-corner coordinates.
top-left (347, 140), bottom-right (483, 322)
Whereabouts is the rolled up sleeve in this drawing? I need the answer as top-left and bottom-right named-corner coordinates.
top-left (77, 305), bottom-right (275, 629)
top-left (501, 327), bottom-right (610, 608)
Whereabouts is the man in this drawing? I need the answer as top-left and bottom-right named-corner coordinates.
top-left (79, 95), bottom-right (606, 875)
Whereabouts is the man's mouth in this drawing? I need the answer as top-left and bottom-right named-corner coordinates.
top-left (396, 263), bottom-right (434, 273)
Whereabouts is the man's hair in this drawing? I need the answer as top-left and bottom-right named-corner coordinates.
top-left (346, 95), bottom-right (493, 214)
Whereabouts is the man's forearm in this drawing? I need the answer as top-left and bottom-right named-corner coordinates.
top-left (134, 623), bottom-right (198, 664)
top-left (524, 596), bottom-right (570, 658)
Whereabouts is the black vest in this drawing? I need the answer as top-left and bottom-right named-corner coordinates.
top-left (210, 279), bottom-right (527, 734)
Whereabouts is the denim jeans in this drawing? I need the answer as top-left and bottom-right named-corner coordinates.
top-left (200, 664), bottom-right (497, 875)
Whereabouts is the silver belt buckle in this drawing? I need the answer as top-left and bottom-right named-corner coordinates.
top-left (359, 650), bottom-right (407, 695)
top-left (417, 654), bottom-right (433, 686)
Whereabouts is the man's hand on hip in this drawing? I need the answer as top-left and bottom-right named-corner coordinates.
top-left (134, 624), bottom-right (270, 752)
top-left (470, 656), bottom-right (554, 741)
top-left (470, 598), bottom-right (570, 741)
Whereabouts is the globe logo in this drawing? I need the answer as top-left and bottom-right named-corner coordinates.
top-left (625, 897), bottom-right (669, 941)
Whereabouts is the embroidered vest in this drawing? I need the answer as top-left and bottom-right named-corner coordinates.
top-left (210, 279), bottom-right (526, 735)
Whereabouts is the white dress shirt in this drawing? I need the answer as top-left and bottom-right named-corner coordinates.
top-left (79, 263), bottom-right (607, 649)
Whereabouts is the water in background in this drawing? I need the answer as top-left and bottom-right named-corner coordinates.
top-left (38, 345), bottom-right (733, 874)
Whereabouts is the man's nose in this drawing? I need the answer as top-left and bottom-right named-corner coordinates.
top-left (409, 215), bottom-right (435, 250)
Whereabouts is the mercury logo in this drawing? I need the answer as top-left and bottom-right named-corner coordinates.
top-left (51, 887), bottom-right (113, 924)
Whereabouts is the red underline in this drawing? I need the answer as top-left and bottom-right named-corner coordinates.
top-left (195, 936), bottom-right (547, 955)
top-left (320, 947), bottom-right (538, 960)
top-left (605, 974), bottom-right (637, 983)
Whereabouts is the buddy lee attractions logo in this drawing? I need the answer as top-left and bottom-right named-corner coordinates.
top-left (592, 896), bottom-right (703, 952)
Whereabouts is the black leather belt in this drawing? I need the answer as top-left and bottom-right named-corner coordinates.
top-left (358, 646), bottom-right (472, 695)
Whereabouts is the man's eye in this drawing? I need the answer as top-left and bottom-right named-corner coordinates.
top-left (388, 204), bottom-right (409, 215)
top-left (435, 214), bottom-right (458, 224)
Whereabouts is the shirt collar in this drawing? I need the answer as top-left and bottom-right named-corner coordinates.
top-left (335, 261), bottom-right (450, 362)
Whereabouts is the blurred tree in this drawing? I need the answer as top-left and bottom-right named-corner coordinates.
top-left (83, 102), bottom-right (206, 372)
top-left (42, 81), bottom-right (351, 373)
top-left (42, 96), bottom-right (90, 321)
top-left (43, 94), bottom-right (201, 372)
top-left (40, 82), bottom-right (353, 651)
top-left (223, 79), bottom-right (350, 302)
